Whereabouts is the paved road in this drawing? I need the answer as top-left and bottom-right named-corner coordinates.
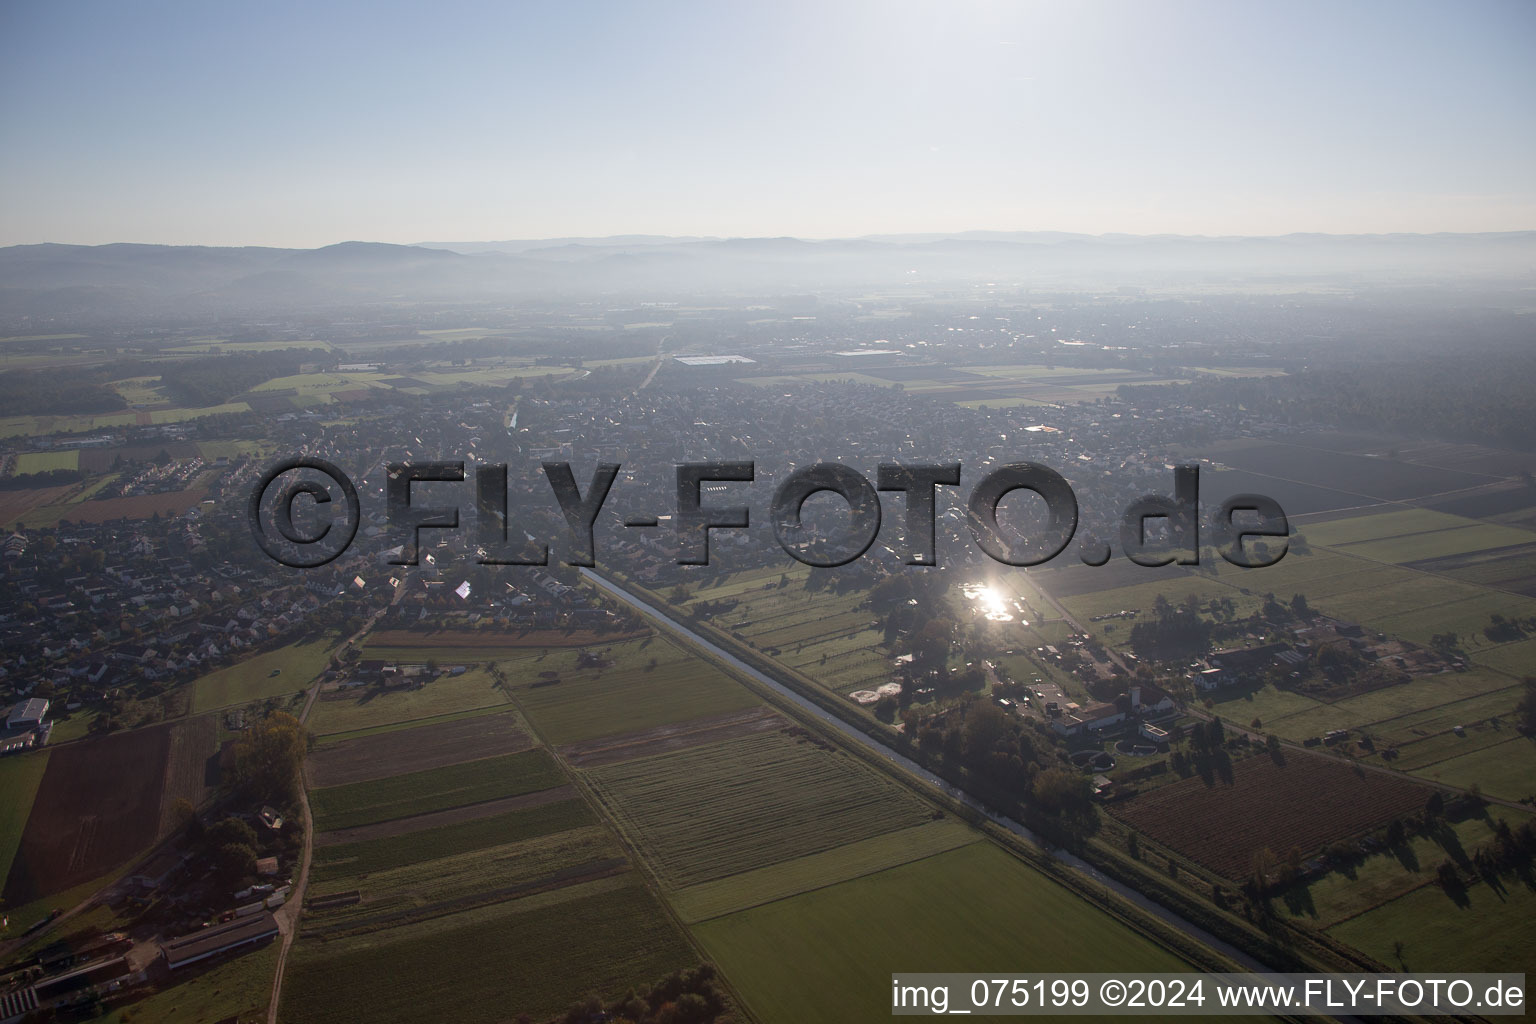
top-left (581, 569), bottom-right (1275, 975)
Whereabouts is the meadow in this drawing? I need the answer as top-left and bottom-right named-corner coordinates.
top-left (0, 751), bottom-right (50, 887)
top-left (307, 666), bottom-right (510, 735)
top-left (189, 637), bottom-right (337, 713)
top-left (1277, 805), bottom-right (1535, 930)
top-left (1329, 874), bottom-right (1536, 976)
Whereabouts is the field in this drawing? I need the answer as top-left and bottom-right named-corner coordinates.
top-left (670, 818), bottom-right (978, 923)
top-left (694, 842), bottom-right (1190, 1024)
top-left (1276, 805), bottom-right (1534, 929)
top-left (306, 710), bottom-right (530, 786)
top-left (157, 713), bottom-right (219, 836)
top-left (307, 666), bottom-right (510, 736)
top-left (1329, 873), bottom-right (1536, 976)
top-left (280, 878), bottom-right (694, 1024)
top-left (741, 363), bottom-right (1188, 407)
top-left (0, 751), bottom-right (50, 887)
top-left (585, 729), bottom-right (934, 889)
top-left (1110, 753), bottom-right (1431, 880)
top-left (557, 706), bottom-right (786, 768)
top-left (1408, 735), bottom-right (1536, 803)
top-left (504, 636), bottom-right (760, 745)
top-left (0, 482), bottom-right (87, 526)
top-left (678, 565), bottom-right (897, 700)
top-left (312, 797), bottom-right (594, 881)
top-left (12, 450), bottom-right (78, 474)
top-left (15, 487), bottom-right (209, 525)
top-left (363, 625), bottom-right (647, 656)
top-left (0, 402), bottom-right (252, 439)
top-left (308, 748), bottom-right (566, 831)
top-left (189, 637), bottom-right (337, 713)
top-left (303, 825), bottom-right (626, 935)
top-left (1198, 438), bottom-right (1502, 504)
top-left (4, 721), bottom-right (192, 904)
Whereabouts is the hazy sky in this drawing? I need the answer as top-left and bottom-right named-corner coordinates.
top-left (2, 0), bottom-right (1533, 247)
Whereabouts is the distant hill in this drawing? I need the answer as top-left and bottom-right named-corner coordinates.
top-left (2, 232), bottom-right (1533, 321)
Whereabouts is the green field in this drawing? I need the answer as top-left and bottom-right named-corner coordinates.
top-left (586, 730), bottom-right (933, 889)
top-left (305, 825), bottom-right (622, 932)
top-left (312, 704), bottom-right (512, 746)
top-left (308, 666), bottom-right (510, 735)
top-left (309, 749), bottom-right (566, 831)
top-left (311, 798), bottom-right (593, 882)
top-left (0, 751), bottom-right (50, 886)
top-left (506, 637), bottom-right (760, 744)
top-left (1304, 509), bottom-right (1472, 547)
top-left (1337, 524), bottom-right (1536, 564)
top-left (1470, 637), bottom-right (1536, 677)
top-left (190, 638), bottom-right (337, 713)
top-left (1278, 806), bottom-right (1533, 928)
top-left (694, 843), bottom-right (1190, 1024)
top-left (281, 878), bottom-right (694, 1024)
top-left (671, 818), bottom-right (978, 923)
top-left (1409, 735), bottom-right (1536, 803)
top-left (13, 450), bottom-right (78, 474)
top-left (0, 401), bottom-right (253, 438)
top-left (682, 568), bottom-right (898, 698)
top-left (1330, 874), bottom-right (1536, 975)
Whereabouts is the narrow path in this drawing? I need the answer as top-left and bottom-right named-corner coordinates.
top-left (265, 590), bottom-right (400, 1024)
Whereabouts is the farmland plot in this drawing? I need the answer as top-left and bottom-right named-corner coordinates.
top-left (585, 729), bottom-right (932, 888)
top-left (506, 637), bottom-right (759, 744)
top-left (308, 666), bottom-right (510, 736)
top-left (307, 711), bottom-right (531, 786)
top-left (309, 748), bottom-right (566, 831)
top-left (1110, 753), bottom-right (1430, 881)
top-left (304, 825), bottom-right (626, 936)
top-left (5, 722), bottom-right (175, 903)
top-left (281, 877), bottom-right (694, 1024)
top-left (311, 797), bottom-right (593, 881)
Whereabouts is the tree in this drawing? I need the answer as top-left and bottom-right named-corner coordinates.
top-left (227, 711), bottom-right (308, 807)
top-left (1515, 677), bottom-right (1536, 735)
top-left (217, 842), bottom-right (258, 883)
top-left (1030, 768), bottom-right (1092, 817)
top-left (206, 816), bottom-right (258, 851)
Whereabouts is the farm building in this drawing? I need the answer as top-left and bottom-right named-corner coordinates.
top-left (160, 911), bottom-right (278, 970)
top-left (1052, 701), bottom-right (1125, 737)
top-left (0, 986), bottom-right (38, 1023)
top-left (6, 697), bottom-right (48, 730)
